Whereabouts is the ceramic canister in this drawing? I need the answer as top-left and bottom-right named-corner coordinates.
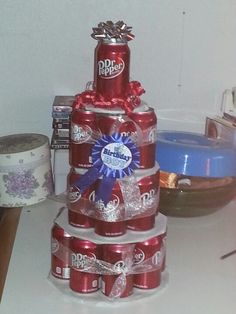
top-left (0, 133), bottom-right (53, 207)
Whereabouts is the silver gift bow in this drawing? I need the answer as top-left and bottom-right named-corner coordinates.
top-left (91, 20), bottom-right (135, 42)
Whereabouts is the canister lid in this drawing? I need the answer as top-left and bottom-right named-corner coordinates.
top-left (0, 133), bottom-right (48, 154)
top-left (0, 133), bottom-right (50, 168)
top-left (156, 131), bottom-right (236, 177)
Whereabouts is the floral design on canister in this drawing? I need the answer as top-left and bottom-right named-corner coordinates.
top-left (3, 170), bottom-right (40, 199)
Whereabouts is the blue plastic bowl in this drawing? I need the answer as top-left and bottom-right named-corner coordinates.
top-left (156, 131), bottom-right (236, 177)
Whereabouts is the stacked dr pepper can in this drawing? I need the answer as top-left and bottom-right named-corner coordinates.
top-left (50, 21), bottom-right (167, 301)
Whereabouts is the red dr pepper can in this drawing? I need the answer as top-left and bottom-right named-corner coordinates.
top-left (127, 164), bottom-right (160, 231)
top-left (70, 109), bottom-right (100, 168)
top-left (102, 243), bottom-right (134, 298)
top-left (51, 224), bottom-right (72, 280)
top-left (133, 235), bottom-right (162, 289)
top-left (68, 167), bottom-right (95, 228)
top-left (70, 238), bottom-right (101, 293)
top-left (128, 107), bottom-right (157, 169)
top-left (94, 180), bottom-right (126, 237)
top-left (94, 41), bottom-right (130, 100)
top-left (160, 231), bottom-right (167, 272)
top-left (95, 106), bottom-right (157, 169)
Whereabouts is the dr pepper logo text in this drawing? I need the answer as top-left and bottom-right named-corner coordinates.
top-left (97, 58), bottom-right (125, 79)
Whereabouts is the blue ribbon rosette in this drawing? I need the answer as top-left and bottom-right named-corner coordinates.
top-left (75, 133), bottom-right (140, 207)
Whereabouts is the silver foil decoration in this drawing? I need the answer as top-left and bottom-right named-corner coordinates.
top-left (55, 247), bottom-right (164, 275)
top-left (118, 175), bottom-right (142, 218)
top-left (95, 199), bottom-right (125, 222)
top-left (91, 20), bottom-right (135, 42)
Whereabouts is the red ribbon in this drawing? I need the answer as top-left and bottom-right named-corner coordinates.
top-left (73, 81), bottom-right (145, 114)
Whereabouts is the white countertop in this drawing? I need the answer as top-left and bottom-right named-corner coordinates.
top-left (1, 198), bottom-right (236, 314)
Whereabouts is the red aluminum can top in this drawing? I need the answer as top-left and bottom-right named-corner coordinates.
top-left (71, 238), bottom-right (97, 251)
top-left (51, 223), bottom-right (71, 238)
top-left (71, 109), bottom-right (96, 124)
top-left (134, 235), bottom-right (162, 265)
top-left (90, 105), bottom-right (157, 144)
top-left (129, 108), bottom-right (157, 127)
top-left (70, 109), bottom-right (100, 144)
top-left (70, 238), bottom-right (100, 270)
top-left (137, 235), bottom-right (161, 248)
top-left (102, 243), bottom-right (134, 274)
top-left (102, 243), bottom-right (134, 261)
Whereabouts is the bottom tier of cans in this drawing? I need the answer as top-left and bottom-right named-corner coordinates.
top-left (50, 207), bottom-right (167, 301)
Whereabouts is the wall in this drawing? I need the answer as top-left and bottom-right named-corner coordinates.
top-left (1, 0), bottom-right (236, 138)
